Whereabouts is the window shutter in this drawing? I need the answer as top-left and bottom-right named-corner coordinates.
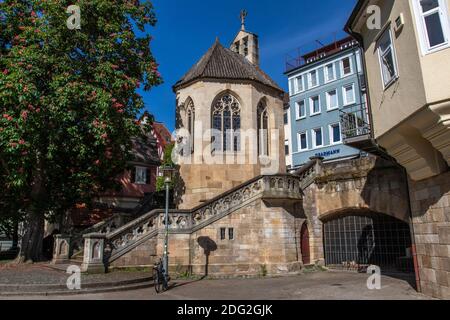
top-left (146, 168), bottom-right (151, 185)
top-left (131, 167), bottom-right (136, 183)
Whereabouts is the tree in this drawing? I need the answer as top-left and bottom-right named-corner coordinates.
top-left (156, 143), bottom-right (175, 192)
top-left (0, 0), bottom-right (162, 262)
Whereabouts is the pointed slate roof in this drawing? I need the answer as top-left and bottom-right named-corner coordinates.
top-left (173, 40), bottom-right (284, 93)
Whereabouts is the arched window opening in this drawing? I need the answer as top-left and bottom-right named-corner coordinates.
top-left (212, 94), bottom-right (241, 152)
top-left (186, 99), bottom-right (195, 153)
top-left (257, 101), bottom-right (269, 156)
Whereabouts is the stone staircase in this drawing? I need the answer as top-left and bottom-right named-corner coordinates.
top-left (53, 192), bottom-right (166, 265)
top-left (54, 161), bottom-right (322, 274)
top-left (77, 173), bottom-right (316, 272)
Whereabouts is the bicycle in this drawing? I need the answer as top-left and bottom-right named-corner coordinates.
top-left (153, 258), bottom-right (169, 293)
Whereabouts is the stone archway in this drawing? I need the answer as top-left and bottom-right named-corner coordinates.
top-left (321, 209), bottom-right (414, 273)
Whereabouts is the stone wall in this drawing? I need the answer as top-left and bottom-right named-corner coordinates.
top-left (301, 156), bottom-right (411, 266)
top-left (110, 197), bottom-right (305, 277)
top-left (175, 80), bottom-right (286, 209)
top-left (409, 171), bottom-right (450, 299)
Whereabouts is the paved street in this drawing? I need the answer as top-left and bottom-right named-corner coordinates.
top-left (3, 271), bottom-right (431, 300)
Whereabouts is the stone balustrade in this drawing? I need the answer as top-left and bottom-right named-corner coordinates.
top-left (52, 234), bottom-right (71, 264)
top-left (76, 174), bottom-right (303, 272)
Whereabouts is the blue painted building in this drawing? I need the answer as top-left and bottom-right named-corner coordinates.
top-left (285, 36), bottom-right (366, 169)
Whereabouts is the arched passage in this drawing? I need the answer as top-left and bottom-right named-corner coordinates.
top-left (322, 210), bottom-right (414, 273)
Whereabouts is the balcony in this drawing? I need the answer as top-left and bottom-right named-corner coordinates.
top-left (339, 103), bottom-right (377, 153)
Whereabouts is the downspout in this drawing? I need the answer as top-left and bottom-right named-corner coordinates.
top-left (346, 23), bottom-right (422, 292)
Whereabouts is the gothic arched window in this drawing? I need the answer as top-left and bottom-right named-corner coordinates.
top-left (212, 93), bottom-right (241, 152)
top-left (257, 101), bottom-right (269, 156)
top-left (186, 99), bottom-right (195, 152)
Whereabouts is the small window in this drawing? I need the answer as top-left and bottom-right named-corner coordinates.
top-left (377, 28), bottom-right (398, 87)
top-left (234, 42), bottom-right (240, 53)
top-left (326, 89), bottom-right (338, 110)
top-left (310, 96), bottom-right (321, 115)
top-left (308, 70), bottom-right (318, 88)
top-left (312, 128), bottom-right (323, 148)
top-left (296, 100), bottom-right (306, 119)
top-left (325, 63), bottom-right (336, 82)
top-left (134, 166), bottom-right (147, 185)
top-left (295, 75), bottom-right (304, 93)
top-left (220, 228), bottom-right (226, 240)
top-left (285, 140), bottom-right (290, 155)
top-left (298, 132), bottom-right (308, 151)
top-left (243, 37), bottom-right (249, 56)
top-left (289, 78), bottom-right (295, 95)
top-left (228, 228), bottom-right (234, 240)
top-left (284, 111), bottom-right (289, 125)
top-left (414, 0), bottom-right (450, 53)
top-left (343, 84), bottom-right (356, 105)
top-left (329, 123), bottom-right (342, 144)
top-left (341, 57), bottom-right (352, 76)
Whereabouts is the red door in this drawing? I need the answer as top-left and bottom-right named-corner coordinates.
top-left (300, 223), bottom-right (310, 265)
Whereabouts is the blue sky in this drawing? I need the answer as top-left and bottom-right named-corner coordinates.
top-left (143, 0), bottom-right (358, 131)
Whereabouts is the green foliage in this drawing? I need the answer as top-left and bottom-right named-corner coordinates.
top-left (0, 1), bottom-right (162, 222)
top-left (156, 143), bottom-right (175, 192)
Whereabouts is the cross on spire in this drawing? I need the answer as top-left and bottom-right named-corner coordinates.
top-left (240, 9), bottom-right (248, 30)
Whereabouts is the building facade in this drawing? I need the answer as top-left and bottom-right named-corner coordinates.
top-left (345, 0), bottom-right (450, 299)
top-left (283, 97), bottom-right (293, 170)
top-left (173, 23), bottom-right (286, 209)
top-left (286, 37), bottom-right (365, 169)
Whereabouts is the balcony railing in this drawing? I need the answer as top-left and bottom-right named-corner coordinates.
top-left (339, 103), bottom-right (371, 142)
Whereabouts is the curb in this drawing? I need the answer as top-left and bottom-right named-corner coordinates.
top-left (0, 276), bottom-right (153, 297)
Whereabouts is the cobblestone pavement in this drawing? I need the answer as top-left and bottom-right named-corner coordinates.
top-left (2, 270), bottom-right (432, 300)
top-left (0, 263), bottom-right (150, 290)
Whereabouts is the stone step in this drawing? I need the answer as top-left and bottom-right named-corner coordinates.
top-left (0, 280), bottom-right (153, 297)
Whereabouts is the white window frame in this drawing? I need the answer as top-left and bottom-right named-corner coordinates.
top-left (311, 127), bottom-right (324, 149)
top-left (326, 89), bottom-right (339, 110)
top-left (412, 0), bottom-right (450, 55)
top-left (342, 83), bottom-right (356, 106)
top-left (295, 75), bottom-right (304, 93)
top-left (308, 70), bottom-right (319, 88)
top-left (288, 78), bottom-right (294, 96)
top-left (135, 166), bottom-right (147, 185)
top-left (329, 122), bottom-right (342, 145)
top-left (298, 131), bottom-right (309, 151)
top-left (295, 100), bottom-right (306, 120)
top-left (309, 95), bottom-right (321, 116)
top-left (340, 56), bottom-right (353, 77)
top-left (377, 27), bottom-right (399, 89)
top-left (324, 63), bottom-right (336, 83)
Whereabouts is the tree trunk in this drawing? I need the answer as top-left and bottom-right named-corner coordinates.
top-left (15, 211), bottom-right (45, 263)
top-left (12, 219), bottom-right (19, 249)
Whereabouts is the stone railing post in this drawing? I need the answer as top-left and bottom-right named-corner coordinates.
top-left (52, 234), bottom-right (71, 264)
top-left (81, 233), bottom-right (106, 273)
top-left (310, 156), bottom-right (324, 176)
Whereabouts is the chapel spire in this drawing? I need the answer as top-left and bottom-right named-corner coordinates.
top-left (230, 10), bottom-right (260, 66)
